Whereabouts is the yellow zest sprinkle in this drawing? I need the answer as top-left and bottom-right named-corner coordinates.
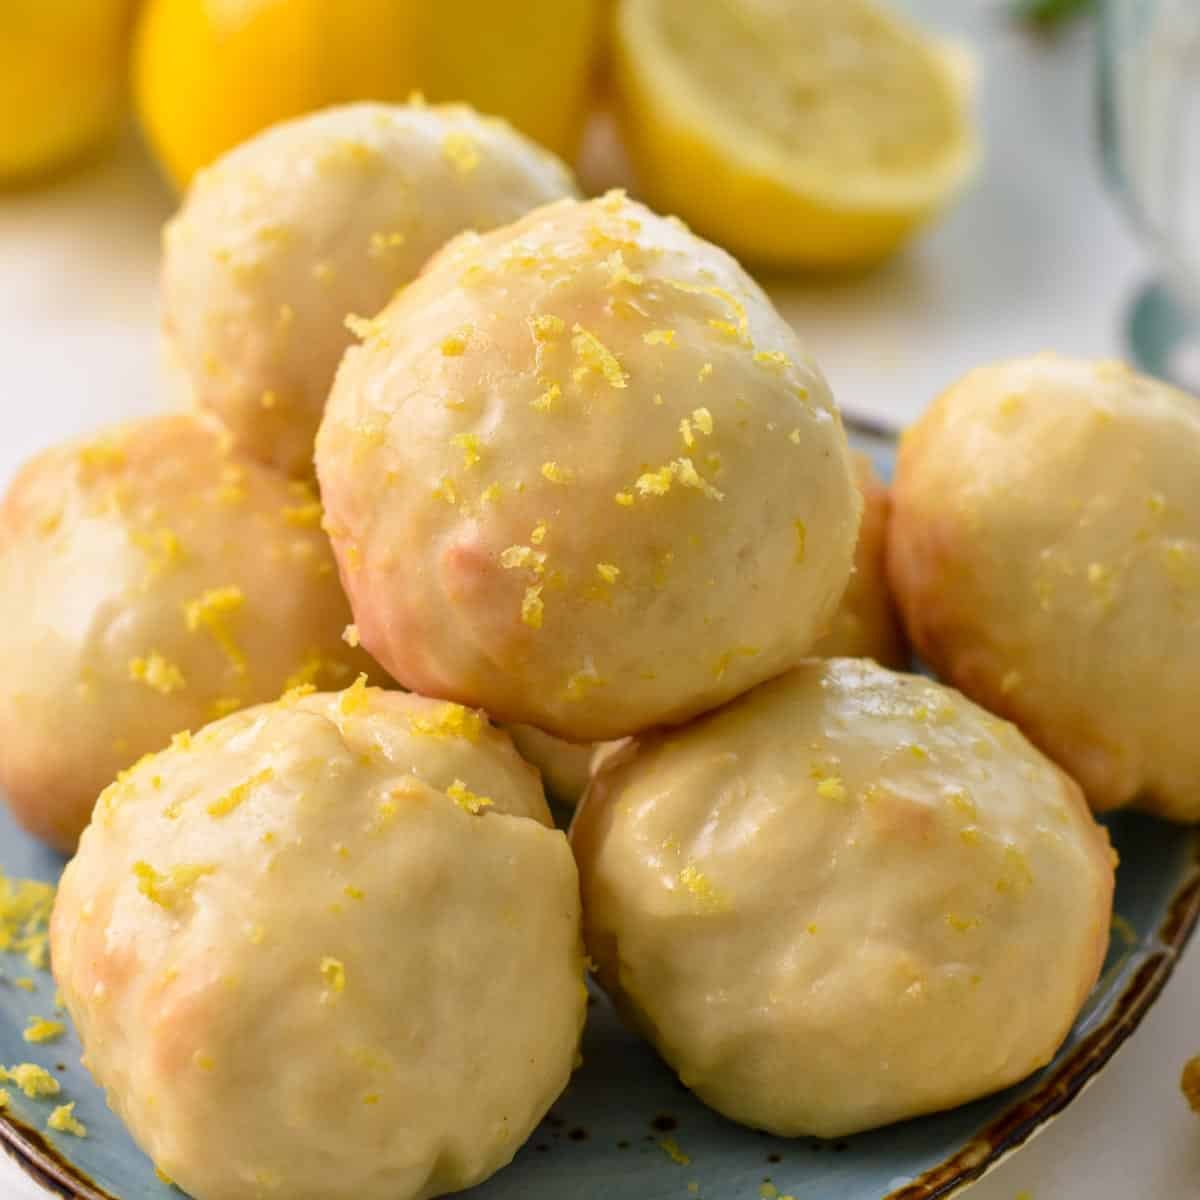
top-left (409, 703), bottom-right (483, 742)
top-left (368, 230), bottom-right (406, 256)
top-left (208, 768), bottom-right (274, 818)
top-left (571, 324), bottom-right (628, 388)
top-left (442, 131), bottom-right (480, 173)
top-left (679, 865), bottom-right (726, 909)
top-left (344, 313), bottom-right (388, 343)
top-left (14, 978), bottom-right (34, 992)
top-left (633, 458), bottom-right (723, 501)
top-left (697, 363), bottom-right (713, 382)
top-left (171, 730), bottom-right (193, 751)
top-left (338, 674), bottom-right (371, 716)
top-left (692, 407), bottom-right (713, 435)
top-left (282, 500), bottom-right (323, 527)
top-left (605, 250), bottom-right (643, 288)
top-left (283, 650), bottom-right (329, 693)
top-left (659, 1137), bottom-right (691, 1166)
top-left (499, 544), bottom-right (531, 569)
top-left (446, 779), bottom-right (494, 815)
top-left (679, 418), bottom-right (695, 448)
top-left (712, 645), bottom-right (760, 680)
top-left (451, 433), bottom-right (482, 468)
top-left (76, 434), bottom-right (126, 472)
top-left (184, 586), bottom-right (246, 675)
top-left (1, 1064), bottom-right (60, 1098)
top-left (481, 482), bottom-right (502, 504)
top-left (541, 461), bottom-right (575, 485)
top-left (342, 624), bottom-right (360, 650)
top-left (754, 349), bottom-right (792, 372)
top-left (128, 653), bottom-right (186, 696)
top-left (636, 465), bottom-right (675, 496)
top-left (644, 328), bottom-right (676, 346)
top-left (441, 331), bottom-right (469, 357)
top-left (530, 521), bottom-right (548, 545)
top-left (133, 862), bottom-right (215, 911)
top-left (522, 585), bottom-right (545, 629)
top-left (432, 476), bottom-right (458, 505)
top-left (794, 520), bottom-right (807, 564)
top-left (565, 663), bottom-right (606, 701)
top-left (282, 682), bottom-right (317, 705)
top-left (36, 510), bottom-right (62, 537)
top-left (615, 491), bottom-right (635, 507)
top-left (344, 885), bottom-right (364, 902)
top-left (946, 913), bottom-right (981, 933)
top-left (531, 381), bottom-right (561, 412)
top-left (23, 1018), bottom-right (64, 1044)
top-left (320, 957), bottom-right (346, 997)
top-left (47, 1103), bottom-right (86, 1138)
top-left (946, 788), bottom-right (977, 818)
top-left (131, 526), bottom-right (185, 584)
top-left (996, 845), bottom-right (1034, 897)
top-left (788, 428), bottom-right (801, 445)
top-left (0, 872), bottom-right (56, 970)
top-left (530, 313), bottom-right (565, 341)
top-left (673, 457), bottom-right (723, 499)
top-left (596, 563), bottom-right (620, 584)
top-left (816, 777), bottom-right (846, 801)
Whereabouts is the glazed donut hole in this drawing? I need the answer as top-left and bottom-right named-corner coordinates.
top-left (571, 658), bottom-right (1115, 1138)
top-left (51, 684), bottom-right (585, 1200)
top-left (0, 412), bottom-right (375, 852)
top-left (163, 100), bottom-right (579, 476)
top-left (317, 190), bottom-right (861, 741)
top-left (888, 353), bottom-right (1200, 820)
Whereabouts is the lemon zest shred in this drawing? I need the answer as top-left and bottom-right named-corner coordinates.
top-left (446, 779), bottom-right (494, 815)
top-left (48, 1103), bottom-right (86, 1138)
top-left (184, 586), bottom-right (247, 675)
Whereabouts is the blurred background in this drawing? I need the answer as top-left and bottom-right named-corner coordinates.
top-left (1, 2), bottom-right (1198, 1196)
top-left (0, 1), bottom-right (1185, 469)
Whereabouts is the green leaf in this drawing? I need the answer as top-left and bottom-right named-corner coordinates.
top-left (1017, 0), bottom-right (1095, 28)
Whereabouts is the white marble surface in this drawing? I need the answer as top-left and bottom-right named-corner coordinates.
top-left (0, 9), bottom-right (1197, 1200)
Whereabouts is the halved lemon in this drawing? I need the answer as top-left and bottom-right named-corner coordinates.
top-left (613, 0), bottom-right (979, 269)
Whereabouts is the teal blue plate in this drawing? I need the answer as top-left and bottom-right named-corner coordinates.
top-left (1, 423), bottom-right (1198, 1200)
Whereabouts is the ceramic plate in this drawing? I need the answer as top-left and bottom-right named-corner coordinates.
top-left (1, 425), bottom-right (1197, 1200)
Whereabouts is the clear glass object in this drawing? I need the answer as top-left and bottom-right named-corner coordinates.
top-left (1099, 0), bottom-right (1200, 386)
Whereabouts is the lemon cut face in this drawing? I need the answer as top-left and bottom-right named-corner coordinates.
top-left (614, 0), bottom-right (979, 268)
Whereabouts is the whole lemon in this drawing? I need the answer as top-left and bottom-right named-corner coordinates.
top-left (0, 0), bottom-right (138, 184)
top-left (134, 0), bottom-right (601, 188)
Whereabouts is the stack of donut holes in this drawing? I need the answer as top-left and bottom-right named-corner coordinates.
top-left (2, 101), bottom-right (1184, 1200)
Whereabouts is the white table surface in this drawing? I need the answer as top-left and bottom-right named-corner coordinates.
top-left (0, 9), bottom-right (1197, 1199)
